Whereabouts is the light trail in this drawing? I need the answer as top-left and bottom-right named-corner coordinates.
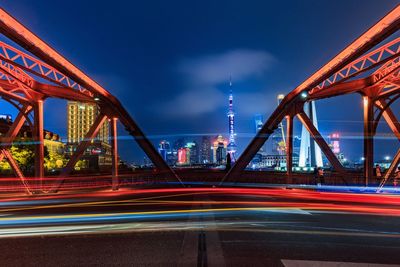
top-left (0, 187), bottom-right (399, 238)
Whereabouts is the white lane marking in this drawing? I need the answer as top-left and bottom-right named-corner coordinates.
top-left (262, 209), bottom-right (312, 215)
top-left (281, 259), bottom-right (398, 267)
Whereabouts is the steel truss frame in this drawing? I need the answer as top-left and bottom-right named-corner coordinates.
top-left (0, 8), bottom-right (182, 193)
top-left (222, 5), bottom-right (400, 185)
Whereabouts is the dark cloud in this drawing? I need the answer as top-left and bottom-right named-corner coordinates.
top-left (158, 49), bottom-right (275, 118)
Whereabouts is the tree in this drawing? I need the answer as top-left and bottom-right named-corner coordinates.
top-left (10, 141), bottom-right (35, 173)
top-left (44, 151), bottom-right (67, 171)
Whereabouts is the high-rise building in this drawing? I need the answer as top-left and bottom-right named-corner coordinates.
top-left (200, 136), bottom-right (211, 164)
top-left (185, 141), bottom-right (199, 165)
top-left (328, 133), bottom-right (340, 155)
top-left (212, 135), bottom-right (228, 165)
top-left (177, 147), bottom-right (190, 165)
top-left (158, 140), bottom-right (171, 162)
top-left (173, 138), bottom-right (185, 152)
top-left (299, 101), bottom-right (323, 167)
top-left (328, 132), bottom-right (346, 164)
top-left (67, 101), bottom-right (111, 169)
top-left (67, 101), bottom-right (109, 144)
top-left (227, 78), bottom-right (237, 161)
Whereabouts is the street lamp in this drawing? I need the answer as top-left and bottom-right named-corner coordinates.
top-left (384, 156), bottom-right (391, 161)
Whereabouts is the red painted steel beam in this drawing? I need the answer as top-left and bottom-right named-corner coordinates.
top-left (0, 79), bottom-right (94, 102)
top-left (0, 85), bottom-right (31, 105)
top-left (0, 63), bottom-right (44, 101)
top-left (297, 112), bottom-right (346, 174)
top-left (223, 5), bottom-right (400, 182)
top-left (384, 147), bottom-right (400, 180)
top-left (33, 82), bottom-right (95, 102)
top-left (33, 99), bottom-right (44, 190)
top-left (376, 99), bottom-right (400, 141)
top-left (363, 96), bottom-right (374, 185)
top-left (51, 114), bottom-right (108, 192)
top-left (309, 78), bottom-right (370, 100)
top-left (0, 105), bottom-right (30, 145)
top-left (285, 115), bottom-right (293, 182)
top-left (0, 41), bottom-right (91, 96)
top-left (0, 105), bottom-right (31, 164)
top-left (379, 147), bottom-right (400, 190)
top-left (1, 149), bottom-right (31, 194)
top-left (111, 117), bottom-right (119, 191)
top-left (0, 8), bottom-right (180, 184)
top-left (310, 37), bottom-right (400, 95)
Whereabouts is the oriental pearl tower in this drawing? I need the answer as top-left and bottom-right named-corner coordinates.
top-left (227, 77), bottom-right (237, 161)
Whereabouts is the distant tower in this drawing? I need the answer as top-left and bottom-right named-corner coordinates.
top-left (227, 77), bottom-right (237, 160)
top-left (299, 101), bottom-right (323, 167)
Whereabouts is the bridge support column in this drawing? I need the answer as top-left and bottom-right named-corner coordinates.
top-left (34, 100), bottom-right (44, 192)
top-left (111, 117), bottom-right (119, 191)
top-left (363, 96), bottom-right (374, 186)
top-left (285, 115), bottom-right (293, 183)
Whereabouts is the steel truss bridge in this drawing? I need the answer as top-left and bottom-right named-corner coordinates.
top-left (0, 5), bottom-right (399, 194)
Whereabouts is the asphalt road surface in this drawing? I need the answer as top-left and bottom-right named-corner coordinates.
top-left (1, 186), bottom-right (400, 266)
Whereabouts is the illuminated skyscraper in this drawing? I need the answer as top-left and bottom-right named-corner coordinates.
top-left (67, 101), bottom-right (109, 144)
top-left (299, 101), bottom-right (323, 167)
top-left (158, 140), bottom-right (171, 161)
top-left (186, 141), bottom-right (199, 165)
top-left (328, 132), bottom-right (346, 164)
top-left (212, 135), bottom-right (228, 165)
top-left (227, 78), bottom-right (237, 160)
top-left (328, 133), bottom-right (340, 155)
top-left (200, 136), bottom-right (211, 164)
top-left (67, 101), bottom-right (111, 168)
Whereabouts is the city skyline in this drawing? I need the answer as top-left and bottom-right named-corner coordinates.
top-left (1, 0), bottom-right (399, 164)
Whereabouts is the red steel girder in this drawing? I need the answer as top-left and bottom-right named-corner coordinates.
top-left (363, 96), bottom-right (375, 185)
top-left (0, 105), bottom-right (33, 193)
top-left (0, 149), bottom-right (31, 194)
top-left (223, 5), bottom-right (400, 182)
top-left (33, 99), bottom-right (44, 189)
top-left (0, 41), bottom-right (91, 96)
top-left (0, 8), bottom-right (181, 184)
top-left (375, 99), bottom-right (400, 140)
top-left (285, 115), bottom-right (293, 182)
top-left (111, 117), bottom-right (119, 191)
top-left (0, 79), bottom-right (95, 103)
top-left (0, 105), bottom-right (31, 162)
top-left (310, 37), bottom-right (400, 95)
top-left (297, 112), bottom-right (346, 175)
top-left (51, 114), bottom-right (108, 192)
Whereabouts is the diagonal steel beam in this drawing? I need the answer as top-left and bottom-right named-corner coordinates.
top-left (1, 149), bottom-right (31, 194)
top-left (378, 148), bottom-right (400, 190)
top-left (0, 8), bottom-right (181, 184)
top-left (375, 99), bottom-right (400, 189)
top-left (0, 105), bottom-right (31, 162)
top-left (222, 5), bottom-right (400, 183)
top-left (50, 114), bottom-right (108, 192)
top-left (297, 112), bottom-right (346, 174)
top-left (376, 99), bottom-right (400, 141)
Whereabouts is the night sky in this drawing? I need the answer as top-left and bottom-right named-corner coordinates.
top-left (1, 1), bottom-right (399, 163)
